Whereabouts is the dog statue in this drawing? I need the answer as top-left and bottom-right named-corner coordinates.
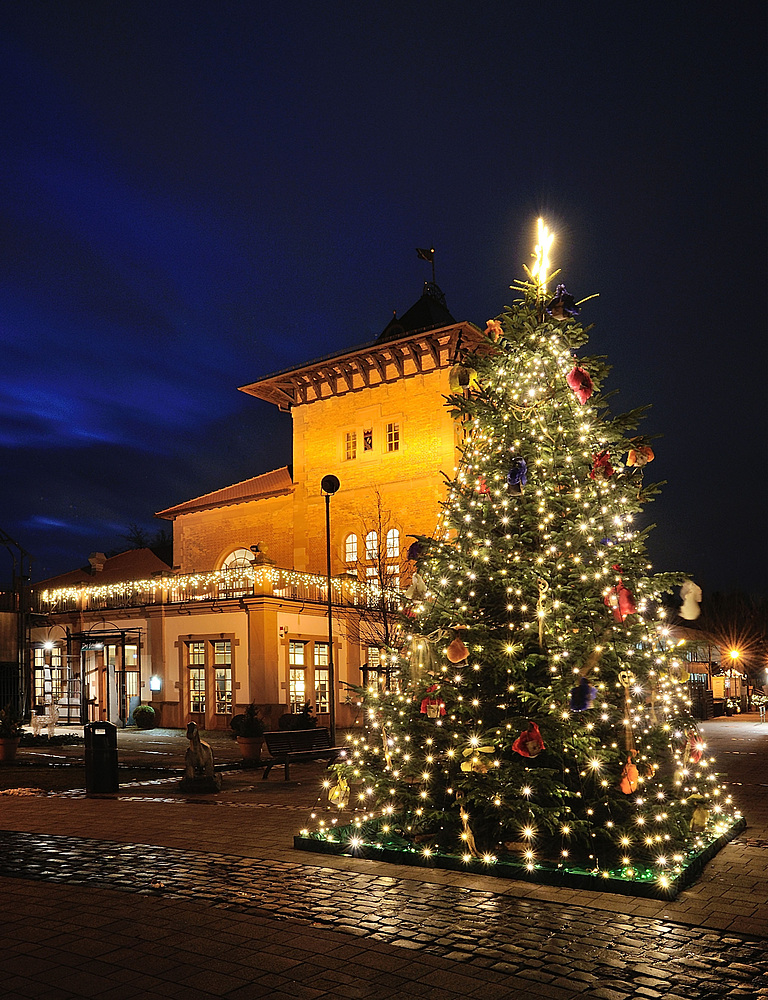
top-left (179, 721), bottom-right (222, 792)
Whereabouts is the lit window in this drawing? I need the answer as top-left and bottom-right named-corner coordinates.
top-left (345, 431), bottom-right (357, 460)
top-left (31, 646), bottom-right (64, 706)
top-left (123, 644), bottom-right (140, 713)
top-left (387, 564), bottom-right (400, 590)
top-left (289, 641), bottom-right (307, 712)
top-left (213, 640), bottom-right (232, 715)
top-left (188, 641), bottom-right (206, 714)
top-left (221, 548), bottom-right (253, 598)
top-left (315, 669), bottom-right (330, 713)
top-left (386, 422), bottom-right (400, 452)
top-left (345, 533), bottom-right (358, 563)
top-left (222, 548), bottom-right (252, 570)
top-left (314, 643), bottom-right (330, 714)
top-left (289, 669), bottom-right (306, 713)
top-left (365, 531), bottom-right (378, 560)
top-left (386, 528), bottom-right (400, 559)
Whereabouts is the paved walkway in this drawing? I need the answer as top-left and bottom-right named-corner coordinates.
top-left (0, 717), bottom-right (766, 999)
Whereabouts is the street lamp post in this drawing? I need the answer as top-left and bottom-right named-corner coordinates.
top-left (321, 475), bottom-right (340, 744)
top-left (728, 650), bottom-right (741, 713)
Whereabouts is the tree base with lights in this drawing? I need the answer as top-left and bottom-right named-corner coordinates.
top-left (298, 222), bottom-right (744, 897)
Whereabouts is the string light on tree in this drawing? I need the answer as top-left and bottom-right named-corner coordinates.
top-left (301, 219), bottom-right (743, 896)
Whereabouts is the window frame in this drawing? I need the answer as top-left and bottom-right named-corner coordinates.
top-left (185, 637), bottom-right (236, 721)
top-left (345, 533), bottom-right (358, 564)
top-left (284, 638), bottom-right (335, 717)
top-left (385, 527), bottom-right (400, 559)
top-left (386, 421), bottom-right (400, 452)
top-left (365, 530), bottom-right (378, 560)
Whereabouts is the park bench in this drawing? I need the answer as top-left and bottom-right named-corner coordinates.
top-left (262, 727), bottom-right (346, 780)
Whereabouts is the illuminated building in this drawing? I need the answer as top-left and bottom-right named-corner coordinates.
top-left (29, 284), bottom-right (482, 730)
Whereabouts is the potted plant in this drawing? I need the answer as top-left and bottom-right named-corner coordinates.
top-left (132, 704), bottom-right (156, 730)
top-left (0, 703), bottom-right (24, 762)
top-left (230, 703), bottom-right (266, 762)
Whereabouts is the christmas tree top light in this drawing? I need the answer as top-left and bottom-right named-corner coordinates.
top-left (528, 217), bottom-right (555, 295)
top-left (298, 223), bottom-right (744, 898)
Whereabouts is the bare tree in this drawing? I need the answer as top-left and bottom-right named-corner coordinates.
top-left (340, 490), bottom-right (405, 686)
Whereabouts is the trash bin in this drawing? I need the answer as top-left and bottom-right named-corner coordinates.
top-left (84, 721), bottom-right (119, 794)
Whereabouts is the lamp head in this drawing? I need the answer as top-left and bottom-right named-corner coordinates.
top-left (321, 475), bottom-right (340, 495)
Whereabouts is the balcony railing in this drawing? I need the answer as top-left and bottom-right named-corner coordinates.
top-left (33, 565), bottom-right (400, 615)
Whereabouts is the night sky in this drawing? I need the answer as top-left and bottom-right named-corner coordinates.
top-left (1, 2), bottom-right (765, 596)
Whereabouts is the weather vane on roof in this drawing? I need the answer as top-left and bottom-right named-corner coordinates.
top-left (416, 246), bottom-right (436, 286)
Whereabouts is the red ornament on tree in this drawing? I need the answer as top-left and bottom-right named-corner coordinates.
top-left (419, 685), bottom-right (446, 719)
top-left (604, 566), bottom-right (637, 622)
top-left (590, 451), bottom-right (614, 480)
top-left (566, 365), bottom-right (594, 404)
top-left (512, 721), bottom-right (546, 758)
top-left (684, 728), bottom-right (704, 765)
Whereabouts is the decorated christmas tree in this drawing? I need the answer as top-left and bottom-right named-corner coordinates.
top-left (301, 221), bottom-right (742, 894)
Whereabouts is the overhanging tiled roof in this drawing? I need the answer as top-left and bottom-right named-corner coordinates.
top-left (239, 321), bottom-right (483, 411)
top-left (156, 466), bottom-right (293, 520)
top-left (33, 548), bottom-right (171, 589)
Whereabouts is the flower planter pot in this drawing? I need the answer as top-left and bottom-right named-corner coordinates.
top-left (236, 736), bottom-right (264, 762)
top-left (0, 737), bottom-right (21, 762)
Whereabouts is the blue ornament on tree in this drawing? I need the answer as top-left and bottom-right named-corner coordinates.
top-left (569, 676), bottom-right (598, 712)
top-left (547, 284), bottom-right (580, 320)
top-left (507, 457), bottom-right (528, 495)
top-left (407, 540), bottom-right (424, 562)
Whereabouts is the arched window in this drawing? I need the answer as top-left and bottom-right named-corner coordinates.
top-left (220, 548), bottom-right (253, 598)
top-left (221, 548), bottom-right (252, 571)
top-left (365, 531), bottom-right (378, 560)
top-left (345, 533), bottom-right (358, 563)
top-left (386, 528), bottom-right (400, 559)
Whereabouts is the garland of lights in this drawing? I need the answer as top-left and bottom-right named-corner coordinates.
top-left (38, 565), bottom-right (398, 608)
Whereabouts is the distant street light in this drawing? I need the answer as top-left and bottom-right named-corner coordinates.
top-left (321, 475), bottom-right (340, 744)
top-left (729, 650), bottom-right (741, 678)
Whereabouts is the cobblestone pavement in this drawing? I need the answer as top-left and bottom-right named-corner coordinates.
top-left (1, 829), bottom-right (767, 999)
top-left (1, 716), bottom-right (767, 999)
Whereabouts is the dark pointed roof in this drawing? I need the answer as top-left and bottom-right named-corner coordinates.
top-left (378, 282), bottom-right (456, 343)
